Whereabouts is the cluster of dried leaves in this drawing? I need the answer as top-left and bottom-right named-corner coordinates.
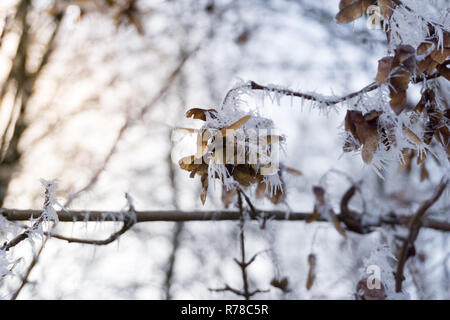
top-left (178, 108), bottom-right (301, 205)
top-left (337, 0), bottom-right (449, 166)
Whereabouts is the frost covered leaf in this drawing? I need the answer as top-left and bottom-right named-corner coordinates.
top-left (417, 42), bottom-right (433, 56)
top-left (361, 133), bottom-right (379, 164)
top-left (402, 127), bottom-right (423, 145)
top-left (430, 48), bottom-right (450, 65)
top-left (417, 56), bottom-right (439, 75)
top-left (344, 110), bottom-right (380, 163)
top-left (389, 88), bottom-right (407, 115)
top-left (335, 0), bottom-right (375, 24)
top-left (385, 45), bottom-right (416, 115)
top-left (416, 33), bottom-right (450, 76)
top-left (378, 0), bottom-right (394, 19)
top-left (414, 89), bottom-right (443, 146)
top-left (392, 45), bottom-right (415, 66)
top-left (179, 104), bottom-right (288, 205)
top-left (376, 56), bottom-right (394, 83)
top-left (390, 69), bottom-right (410, 91)
top-left (232, 165), bottom-right (260, 186)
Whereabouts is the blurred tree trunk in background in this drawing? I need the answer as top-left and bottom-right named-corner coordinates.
top-left (0, 0), bottom-right (63, 205)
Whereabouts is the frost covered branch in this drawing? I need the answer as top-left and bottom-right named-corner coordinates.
top-left (47, 193), bottom-right (136, 246)
top-left (1, 180), bottom-right (59, 251)
top-left (46, 216), bottom-right (135, 246)
top-left (224, 71), bottom-right (443, 109)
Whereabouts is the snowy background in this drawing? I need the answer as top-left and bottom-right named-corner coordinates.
top-left (0, 0), bottom-right (449, 299)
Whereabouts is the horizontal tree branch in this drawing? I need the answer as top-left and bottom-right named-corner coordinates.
top-left (1, 208), bottom-right (449, 232)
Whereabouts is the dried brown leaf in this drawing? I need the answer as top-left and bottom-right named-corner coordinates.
top-left (336, 0), bottom-right (366, 24)
top-left (284, 167), bottom-right (302, 175)
top-left (376, 56), bottom-right (394, 83)
top-left (378, 0), bottom-right (394, 19)
top-left (437, 63), bottom-right (450, 81)
top-left (430, 48), bottom-right (450, 64)
top-left (220, 115), bottom-right (251, 136)
top-left (306, 254), bottom-right (316, 290)
top-left (185, 108), bottom-right (217, 121)
top-left (403, 127), bottom-right (423, 145)
top-left (389, 89), bottom-right (407, 115)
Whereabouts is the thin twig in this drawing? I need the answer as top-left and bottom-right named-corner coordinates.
top-left (236, 190), bottom-right (250, 299)
top-left (395, 179), bottom-right (448, 292)
top-left (46, 217), bottom-right (134, 245)
top-left (10, 239), bottom-right (47, 300)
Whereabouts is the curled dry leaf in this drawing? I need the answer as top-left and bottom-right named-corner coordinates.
top-left (220, 115), bottom-right (251, 136)
top-left (271, 276), bottom-right (290, 293)
top-left (376, 56), bottom-right (394, 83)
top-left (284, 166), bottom-right (302, 176)
top-left (344, 110), bottom-right (380, 163)
top-left (378, 0), bottom-right (394, 19)
top-left (255, 180), bottom-right (285, 204)
top-left (430, 48), bottom-right (450, 65)
top-left (385, 45), bottom-right (416, 115)
top-left (335, 0), bottom-right (376, 24)
top-left (389, 89), bottom-right (407, 115)
top-left (416, 31), bottom-right (450, 76)
top-left (393, 45), bottom-right (416, 66)
top-left (185, 108), bottom-right (217, 121)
